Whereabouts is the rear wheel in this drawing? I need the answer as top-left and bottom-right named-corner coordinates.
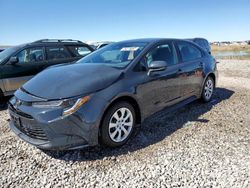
top-left (100, 102), bottom-right (136, 147)
top-left (201, 76), bottom-right (214, 102)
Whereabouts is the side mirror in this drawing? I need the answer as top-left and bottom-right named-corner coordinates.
top-left (9, 57), bottom-right (19, 65)
top-left (148, 61), bottom-right (167, 76)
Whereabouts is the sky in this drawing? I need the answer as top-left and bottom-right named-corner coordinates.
top-left (0, 0), bottom-right (249, 45)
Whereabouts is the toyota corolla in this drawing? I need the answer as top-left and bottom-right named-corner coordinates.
top-left (8, 38), bottom-right (218, 150)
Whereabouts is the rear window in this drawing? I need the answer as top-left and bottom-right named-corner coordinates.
top-left (195, 39), bottom-right (206, 48)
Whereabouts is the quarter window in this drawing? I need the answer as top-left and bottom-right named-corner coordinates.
top-left (67, 46), bottom-right (92, 57)
top-left (16, 47), bottom-right (44, 63)
top-left (177, 42), bottom-right (202, 62)
top-left (46, 47), bottom-right (70, 60)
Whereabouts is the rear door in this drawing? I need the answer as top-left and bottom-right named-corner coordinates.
top-left (41, 46), bottom-right (74, 71)
top-left (175, 41), bottom-right (204, 98)
top-left (1, 47), bottom-right (45, 93)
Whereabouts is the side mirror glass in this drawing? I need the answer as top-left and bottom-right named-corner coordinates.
top-left (9, 57), bottom-right (19, 65)
top-left (148, 61), bottom-right (167, 76)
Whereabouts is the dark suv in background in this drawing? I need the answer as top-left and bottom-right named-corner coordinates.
top-left (0, 39), bottom-right (94, 100)
top-left (188, 38), bottom-right (211, 54)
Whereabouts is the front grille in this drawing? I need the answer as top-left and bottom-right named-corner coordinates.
top-left (9, 104), bottom-right (48, 141)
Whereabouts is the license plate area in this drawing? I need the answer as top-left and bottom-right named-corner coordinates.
top-left (10, 113), bottom-right (22, 130)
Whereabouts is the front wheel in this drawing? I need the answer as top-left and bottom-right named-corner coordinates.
top-left (100, 102), bottom-right (136, 147)
top-left (201, 76), bottom-right (214, 102)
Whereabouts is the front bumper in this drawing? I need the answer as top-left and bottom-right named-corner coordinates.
top-left (8, 103), bottom-right (92, 150)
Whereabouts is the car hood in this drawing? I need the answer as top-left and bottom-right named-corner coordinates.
top-left (22, 63), bottom-right (123, 100)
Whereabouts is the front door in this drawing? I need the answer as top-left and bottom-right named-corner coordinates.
top-left (136, 41), bottom-right (181, 117)
top-left (1, 47), bottom-right (46, 93)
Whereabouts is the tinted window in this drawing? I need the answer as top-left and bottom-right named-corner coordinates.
top-left (145, 42), bottom-right (177, 67)
top-left (16, 47), bottom-right (44, 63)
top-left (67, 46), bottom-right (92, 57)
top-left (195, 39), bottom-right (205, 48)
top-left (46, 46), bottom-right (70, 60)
top-left (177, 42), bottom-right (202, 62)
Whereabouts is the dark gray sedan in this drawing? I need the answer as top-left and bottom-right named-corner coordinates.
top-left (8, 38), bottom-right (218, 150)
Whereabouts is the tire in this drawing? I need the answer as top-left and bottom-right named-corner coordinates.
top-left (100, 101), bottom-right (136, 147)
top-left (201, 76), bottom-right (214, 102)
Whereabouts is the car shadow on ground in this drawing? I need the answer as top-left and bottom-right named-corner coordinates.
top-left (42, 87), bottom-right (234, 161)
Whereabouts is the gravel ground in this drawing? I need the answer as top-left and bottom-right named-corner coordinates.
top-left (0, 60), bottom-right (250, 187)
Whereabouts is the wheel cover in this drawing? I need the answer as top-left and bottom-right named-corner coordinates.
top-left (108, 107), bottom-right (133, 143)
top-left (204, 79), bottom-right (214, 100)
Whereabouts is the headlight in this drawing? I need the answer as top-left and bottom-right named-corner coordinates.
top-left (32, 96), bottom-right (90, 116)
top-left (32, 100), bottom-right (63, 108)
top-left (62, 96), bottom-right (90, 116)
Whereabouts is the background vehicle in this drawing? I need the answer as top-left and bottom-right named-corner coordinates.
top-left (0, 39), bottom-right (94, 100)
top-left (9, 38), bottom-right (217, 150)
top-left (187, 38), bottom-right (211, 54)
top-left (89, 41), bottom-right (113, 50)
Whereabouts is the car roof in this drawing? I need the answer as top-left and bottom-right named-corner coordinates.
top-left (18, 39), bottom-right (91, 48)
top-left (186, 38), bottom-right (209, 42)
top-left (116, 38), bottom-right (188, 44)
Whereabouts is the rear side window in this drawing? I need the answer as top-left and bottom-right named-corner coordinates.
top-left (177, 41), bottom-right (202, 62)
top-left (46, 46), bottom-right (70, 60)
top-left (67, 46), bottom-right (92, 57)
top-left (16, 47), bottom-right (45, 63)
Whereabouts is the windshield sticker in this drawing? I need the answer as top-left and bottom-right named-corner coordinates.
top-left (121, 47), bottom-right (140, 51)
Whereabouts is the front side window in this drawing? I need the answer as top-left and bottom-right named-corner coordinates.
top-left (145, 42), bottom-right (177, 67)
top-left (16, 47), bottom-right (44, 63)
top-left (78, 42), bottom-right (147, 68)
top-left (67, 46), bottom-right (92, 57)
top-left (177, 41), bottom-right (202, 62)
top-left (46, 46), bottom-right (70, 60)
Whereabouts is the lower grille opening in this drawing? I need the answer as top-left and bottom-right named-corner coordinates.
top-left (16, 122), bottom-right (48, 141)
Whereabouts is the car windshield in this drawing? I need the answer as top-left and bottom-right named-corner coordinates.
top-left (78, 42), bottom-right (148, 68)
top-left (0, 46), bottom-right (18, 64)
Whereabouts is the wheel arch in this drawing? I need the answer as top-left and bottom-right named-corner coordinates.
top-left (100, 95), bottom-right (142, 129)
top-left (200, 72), bottom-right (216, 97)
top-left (202, 72), bottom-right (216, 88)
top-left (207, 72), bottom-right (216, 86)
